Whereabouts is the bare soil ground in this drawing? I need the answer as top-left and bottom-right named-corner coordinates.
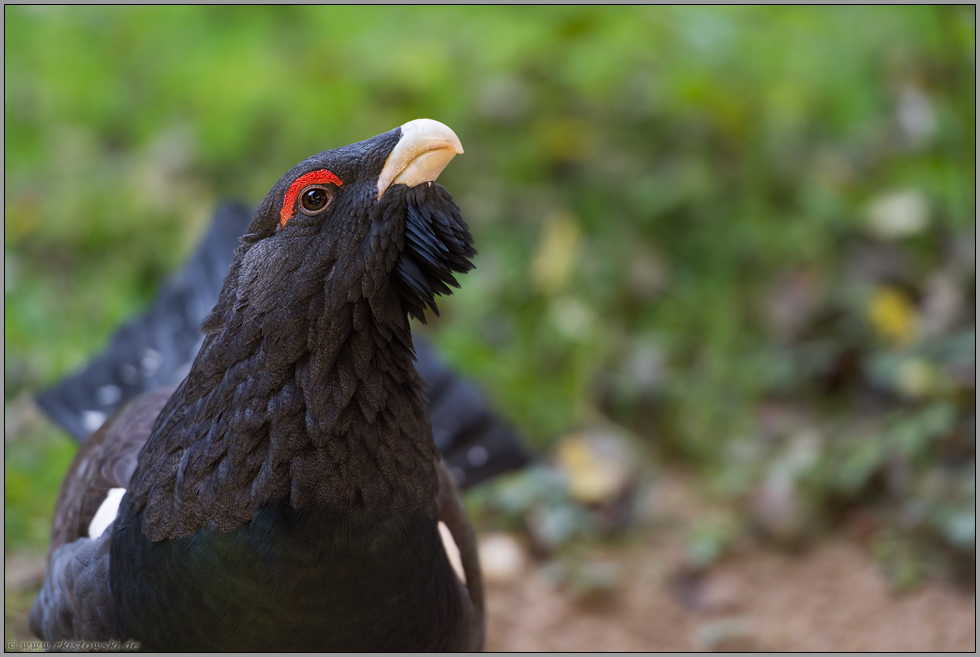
top-left (481, 472), bottom-right (975, 652)
top-left (484, 539), bottom-right (975, 651)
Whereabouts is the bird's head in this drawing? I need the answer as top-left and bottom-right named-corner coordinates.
top-left (220, 119), bottom-right (474, 338)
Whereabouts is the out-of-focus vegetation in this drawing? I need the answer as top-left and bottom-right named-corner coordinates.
top-left (4, 6), bottom-right (975, 584)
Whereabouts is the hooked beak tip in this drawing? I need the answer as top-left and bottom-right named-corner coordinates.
top-left (377, 119), bottom-right (463, 199)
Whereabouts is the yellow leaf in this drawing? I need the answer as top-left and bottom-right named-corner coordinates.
top-left (532, 210), bottom-right (581, 295)
top-left (868, 287), bottom-right (919, 346)
top-left (555, 432), bottom-right (632, 505)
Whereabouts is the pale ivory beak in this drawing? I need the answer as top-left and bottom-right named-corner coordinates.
top-left (377, 119), bottom-right (464, 200)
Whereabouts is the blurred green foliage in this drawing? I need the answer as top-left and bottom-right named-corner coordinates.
top-left (4, 7), bottom-right (975, 577)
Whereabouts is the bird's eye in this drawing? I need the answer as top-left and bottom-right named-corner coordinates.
top-left (279, 169), bottom-right (342, 228)
top-left (299, 185), bottom-right (332, 214)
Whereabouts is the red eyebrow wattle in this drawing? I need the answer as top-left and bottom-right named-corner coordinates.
top-left (280, 169), bottom-right (343, 227)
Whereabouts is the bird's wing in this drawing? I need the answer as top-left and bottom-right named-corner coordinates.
top-left (31, 384), bottom-right (176, 642)
top-left (436, 457), bottom-right (485, 648)
top-left (29, 527), bottom-right (115, 641)
top-left (48, 385), bottom-right (176, 556)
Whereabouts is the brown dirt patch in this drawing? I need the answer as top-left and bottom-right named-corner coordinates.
top-left (484, 538), bottom-right (975, 651)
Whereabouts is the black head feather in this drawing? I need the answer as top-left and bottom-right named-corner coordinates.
top-left (124, 125), bottom-right (475, 540)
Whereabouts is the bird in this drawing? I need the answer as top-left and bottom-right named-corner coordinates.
top-left (35, 204), bottom-right (528, 491)
top-left (29, 119), bottom-right (515, 651)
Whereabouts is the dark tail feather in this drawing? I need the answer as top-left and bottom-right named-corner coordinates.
top-left (35, 201), bottom-right (252, 442)
top-left (35, 202), bottom-right (530, 489)
top-left (415, 339), bottom-right (530, 488)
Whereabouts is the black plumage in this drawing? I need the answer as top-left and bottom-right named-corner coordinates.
top-left (29, 120), bottom-right (508, 650)
top-left (36, 204), bottom-right (527, 490)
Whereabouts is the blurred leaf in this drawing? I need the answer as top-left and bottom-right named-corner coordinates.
top-left (868, 287), bottom-right (920, 347)
top-left (941, 512), bottom-right (975, 550)
top-left (866, 190), bottom-right (931, 240)
top-left (532, 210), bottom-right (581, 295)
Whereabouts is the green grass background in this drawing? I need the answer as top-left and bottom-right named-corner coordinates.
top-left (5, 6), bottom-right (975, 584)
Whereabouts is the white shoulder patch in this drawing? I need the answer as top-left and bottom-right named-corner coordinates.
top-left (88, 488), bottom-right (127, 539)
top-left (438, 521), bottom-right (466, 584)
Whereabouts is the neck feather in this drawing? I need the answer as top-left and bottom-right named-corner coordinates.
top-left (127, 276), bottom-right (439, 542)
